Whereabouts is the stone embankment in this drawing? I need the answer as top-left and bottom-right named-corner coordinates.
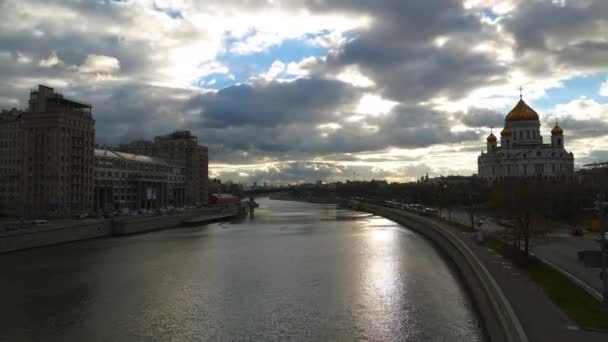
top-left (0, 207), bottom-right (238, 253)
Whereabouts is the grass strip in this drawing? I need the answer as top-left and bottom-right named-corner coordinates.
top-left (486, 237), bottom-right (608, 330)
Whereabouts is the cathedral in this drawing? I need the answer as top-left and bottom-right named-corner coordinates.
top-left (478, 97), bottom-right (574, 181)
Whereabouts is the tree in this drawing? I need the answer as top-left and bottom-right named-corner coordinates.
top-left (489, 181), bottom-right (552, 260)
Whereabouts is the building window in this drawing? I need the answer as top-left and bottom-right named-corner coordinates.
top-left (557, 138), bottom-right (562, 146)
top-left (527, 131), bottom-right (530, 139)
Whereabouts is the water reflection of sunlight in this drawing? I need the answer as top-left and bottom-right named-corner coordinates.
top-left (368, 227), bottom-right (394, 243)
top-left (356, 216), bottom-right (403, 338)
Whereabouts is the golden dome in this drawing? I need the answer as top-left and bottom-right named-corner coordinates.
top-left (505, 99), bottom-right (539, 122)
top-left (487, 132), bottom-right (497, 142)
top-left (551, 125), bottom-right (563, 135)
top-left (500, 128), bottom-right (512, 136)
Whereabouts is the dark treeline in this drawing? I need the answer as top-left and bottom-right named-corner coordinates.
top-left (333, 178), bottom-right (607, 224)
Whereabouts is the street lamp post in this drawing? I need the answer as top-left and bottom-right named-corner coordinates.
top-left (598, 193), bottom-right (608, 311)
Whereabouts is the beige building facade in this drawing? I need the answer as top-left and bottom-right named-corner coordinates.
top-left (0, 85), bottom-right (95, 217)
top-left (94, 149), bottom-right (186, 211)
top-left (119, 131), bottom-right (208, 206)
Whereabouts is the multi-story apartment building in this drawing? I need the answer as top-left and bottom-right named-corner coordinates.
top-left (119, 131), bottom-right (208, 206)
top-left (0, 109), bottom-right (23, 216)
top-left (0, 85), bottom-right (95, 217)
top-left (94, 149), bottom-right (186, 211)
top-left (23, 85), bottom-right (95, 217)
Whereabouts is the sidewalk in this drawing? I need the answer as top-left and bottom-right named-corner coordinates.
top-left (437, 220), bottom-right (608, 341)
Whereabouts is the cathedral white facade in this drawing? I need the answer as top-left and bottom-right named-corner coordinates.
top-left (478, 98), bottom-right (574, 181)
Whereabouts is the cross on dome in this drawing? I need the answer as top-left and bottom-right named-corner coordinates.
top-left (519, 86), bottom-right (523, 99)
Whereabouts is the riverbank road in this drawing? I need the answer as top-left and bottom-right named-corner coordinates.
top-left (431, 218), bottom-right (608, 341)
top-left (441, 208), bottom-right (504, 234)
top-left (444, 209), bottom-right (605, 298)
top-left (534, 231), bottom-right (604, 298)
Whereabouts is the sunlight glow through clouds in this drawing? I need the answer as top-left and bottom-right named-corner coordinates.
top-left (354, 94), bottom-right (398, 116)
top-left (336, 66), bottom-right (376, 88)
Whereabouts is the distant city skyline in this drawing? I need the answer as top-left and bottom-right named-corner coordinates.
top-left (1, 0), bottom-right (608, 184)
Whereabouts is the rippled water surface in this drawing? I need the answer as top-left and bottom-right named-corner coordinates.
top-left (0, 198), bottom-right (485, 341)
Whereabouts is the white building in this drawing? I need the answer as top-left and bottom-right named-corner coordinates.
top-left (478, 98), bottom-right (574, 181)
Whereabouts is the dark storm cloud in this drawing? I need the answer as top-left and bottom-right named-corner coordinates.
top-left (377, 105), bottom-right (480, 147)
top-left (194, 77), bottom-right (361, 128)
top-left (191, 101), bottom-right (482, 162)
top-left (502, 0), bottom-right (608, 72)
top-left (544, 117), bottom-right (608, 140)
top-left (456, 107), bottom-right (505, 128)
top-left (299, 0), bottom-right (507, 103)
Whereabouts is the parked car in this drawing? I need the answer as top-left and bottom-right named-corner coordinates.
top-left (31, 219), bottom-right (49, 226)
top-left (570, 226), bottom-right (584, 237)
top-left (499, 219), bottom-right (515, 228)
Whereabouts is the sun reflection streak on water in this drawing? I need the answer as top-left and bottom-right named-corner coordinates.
top-left (355, 216), bottom-right (412, 340)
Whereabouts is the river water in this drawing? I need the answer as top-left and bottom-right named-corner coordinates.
top-left (0, 198), bottom-right (485, 341)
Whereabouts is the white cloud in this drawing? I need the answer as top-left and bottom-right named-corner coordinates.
top-left (286, 57), bottom-right (317, 77)
top-left (260, 60), bottom-right (286, 81)
top-left (553, 98), bottom-right (608, 121)
top-left (76, 54), bottom-right (120, 74)
top-left (223, 11), bottom-right (366, 55)
top-left (335, 66), bottom-right (375, 88)
top-left (39, 50), bottom-right (62, 68)
top-left (16, 52), bottom-right (32, 64)
top-left (600, 79), bottom-right (608, 97)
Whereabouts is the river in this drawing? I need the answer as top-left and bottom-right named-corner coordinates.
top-left (0, 198), bottom-right (485, 341)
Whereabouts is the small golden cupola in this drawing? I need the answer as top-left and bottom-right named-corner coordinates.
top-left (505, 99), bottom-right (539, 122)
top-left (487, 132), bottom-right (497, 142)
top-left (551, 121), bottom-right (563, 135)
top-left (500, 127), bottom-right (512, 136)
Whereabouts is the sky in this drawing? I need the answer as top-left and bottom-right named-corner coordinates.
top-left (1, 0), bottom-right (608, 184)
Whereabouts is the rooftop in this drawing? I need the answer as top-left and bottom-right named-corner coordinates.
top-left (95, 148), bottom-right (180, 167)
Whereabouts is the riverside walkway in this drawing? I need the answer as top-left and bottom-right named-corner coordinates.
top-left (455, 227), bottom-right (607, 341)
top-left (361, 204), bottom-right (607, 342)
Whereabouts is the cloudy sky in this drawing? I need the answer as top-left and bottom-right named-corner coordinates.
top-left (1, 0), bottom-right (608, 184)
